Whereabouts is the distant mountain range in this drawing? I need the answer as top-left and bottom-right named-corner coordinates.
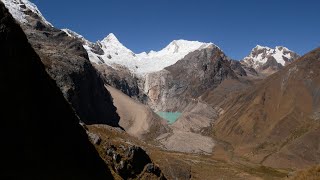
top-left (2, 0), bottom-right (299, 77)
top-left (64, 28), bottom-right (300, 76)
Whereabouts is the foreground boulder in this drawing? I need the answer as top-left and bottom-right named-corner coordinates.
top-left (104, 144), bottom-right (166, 179)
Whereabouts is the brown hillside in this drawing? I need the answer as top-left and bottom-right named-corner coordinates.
top-left (213, 48), bottom-right (320, 169)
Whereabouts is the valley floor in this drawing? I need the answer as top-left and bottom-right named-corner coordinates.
top-left (87, 125), bottom-right (290, 180)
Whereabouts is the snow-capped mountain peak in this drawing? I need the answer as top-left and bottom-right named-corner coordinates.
top-left (62, 28), bottom-right (87, 42)
top-left (163, 40), bottom-right (213, 54)
top-left (241, 45), bottom-right (300, 71)
top-left (102, 33), bottom-right (119, 43)
top-left (165, 40), bottom-right (180, 53)
top-left (254, 45), bottom-right (270, 50)
top-left (142, 40), bottom-right (214, 58)
top-left (98, 33), bottom-right (135, 61)
top-left (100, 33), bottom-right (130, 51)
top-left (81, 33), bottom-right (216, 75)
top-left (2, 0), bottom-right (52, 26)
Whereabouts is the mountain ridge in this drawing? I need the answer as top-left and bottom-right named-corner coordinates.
top-left (2, 0), bottom-right (52, 26)
top-left (2, 0), bottom-right (299, 77)
top-left (241, 45), bottom-right (300, 75)
top-left (64, 28), bottom-right (215, 75)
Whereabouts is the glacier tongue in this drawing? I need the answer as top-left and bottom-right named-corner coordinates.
top-left (2, 0), bottom-right (52, 26)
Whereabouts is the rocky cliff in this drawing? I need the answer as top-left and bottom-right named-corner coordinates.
top-left (144, 45), bottom-right (239, 111)
top-left (24, 26), bottom-right (120, 125)
top-left (0, 2), bottom-right (113, 179)
top-left (94, 64), bottom-right (146, 102)
top-left (3, 0), bottom-right (120, 125)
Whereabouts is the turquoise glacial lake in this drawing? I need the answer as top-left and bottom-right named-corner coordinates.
top-left (156, 112), bottom-right (182, 124)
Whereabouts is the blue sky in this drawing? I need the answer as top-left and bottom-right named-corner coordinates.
top-left (32, 0), bottom-right (319, 60)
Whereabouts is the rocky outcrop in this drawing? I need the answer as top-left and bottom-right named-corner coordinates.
top-left (17, 10), bottom-right (120, 125)
top-left (0, 3), bottom-right (112, 179)
top-left (94, 64), bottom-right (145, 102)
top-left (106, 145), bottom-right (152, 178)
top-left (260, 56), bottom-right (283, 71)
top-left (229, 59), bottom-right (247, 77)
top-left (144, 46), bottom-right (238, 111)
top-left (87, 126), bottom-right (167, 180)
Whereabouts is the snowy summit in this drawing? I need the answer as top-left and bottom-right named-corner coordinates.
top-left (2, 0), bottom-right (52, 26)
top-left (63, 30), bottom-right (215, 76)
top-left (241, 45), bottom-right (300, 70)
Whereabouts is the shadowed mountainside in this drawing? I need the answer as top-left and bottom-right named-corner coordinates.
top-left (0, 3), bottom-right (113, 179)
top-left (17, 5), bottom-right (120, 125)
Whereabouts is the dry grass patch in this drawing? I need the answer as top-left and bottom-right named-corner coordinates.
top-left (289, 166), bottom-right (320, 180)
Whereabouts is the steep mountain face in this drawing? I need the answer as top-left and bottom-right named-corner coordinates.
top-left (145, 46), bottom-right (238, 111)
top-left (63, 29), bottom-right (145, 102)
top-left (69, 28), bottom-right (244, 112)
top-left (0, 2), bottom-right (113, 179)
top-left (241, 45), bottom-right (300, 75)
top-left (214, 48), bottom-right (320, 169)
top-left (63, 28), bottom-right (239, 112)
top-left (93, 63), bottom-right (146, 102)
top-left (3, 0), bottom-right (120, 125)
top-left (229, 59), bottom-right (248, 77)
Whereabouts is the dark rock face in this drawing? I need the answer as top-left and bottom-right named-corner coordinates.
top-left (144, 46), bottom-right (238, 111)
top-left (166, 47), bottom-right (237, 98)
top-left (104, 144), bottom-right (166, 179)
top-left (20, 15), bottom-right (120, 125)
top-left (229, 60), bottom-right (247, 76)
top-left (94, 64), bottom-right (146, 102)
top-left (241, 64), bottom-right (259, 77)
top-left (260, 56), bottom-right (283, 71)
top-left (117, 146), bottom-right (151, 178)
top-left (0, 3), bottom-right (112, 179)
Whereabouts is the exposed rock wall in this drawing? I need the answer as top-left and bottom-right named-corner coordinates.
top-left (0, 3), bottom-right (113, 179)
top-left (144, 46), bottom-right (239, 111)
top-left (94, 64), bottom-right (146, 102)
top-left (20, 14), bottom-right (120, 125)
